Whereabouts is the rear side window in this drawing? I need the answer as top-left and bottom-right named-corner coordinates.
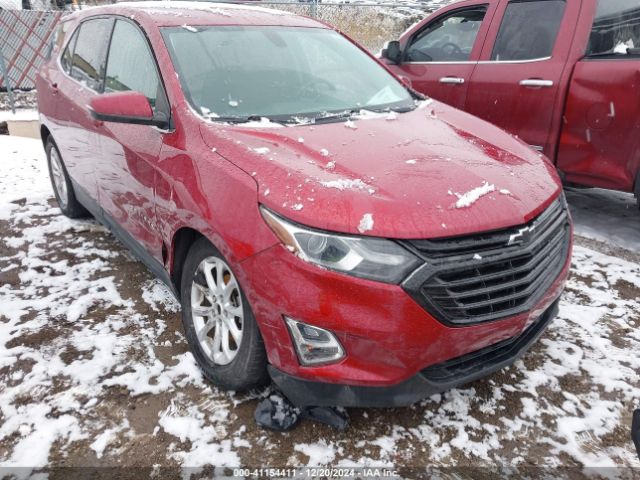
top-left (587, 0), bottom-right (640, 56)
top-left (104, 20), bottom-right (161, 109)
top-left (70, 18), bottom-right (113, 91)
top-left (491, 0), bottom-right (566, 61)
top-left (406, 7), bottom-right (487, 62)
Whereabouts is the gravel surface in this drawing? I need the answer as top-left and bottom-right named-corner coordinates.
top-left (0, 137), bottom-right (639, 478)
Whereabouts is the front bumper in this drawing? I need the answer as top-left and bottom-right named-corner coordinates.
top-left (270, 299), bottom-right (560, 407)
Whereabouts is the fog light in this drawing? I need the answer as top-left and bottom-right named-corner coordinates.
top-left (284, 317), bottom-right (345, 366)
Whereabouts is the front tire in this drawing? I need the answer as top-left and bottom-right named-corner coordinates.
top-left (180, 238), bottom-right (268, 391)
top-left (45, 138), bottom-right (89, 218)
top-left (635, 171), bottom-right (640, 210)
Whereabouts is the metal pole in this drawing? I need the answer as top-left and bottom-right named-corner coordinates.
top-left (310, 0), bottom-right (318, 18)
top-left (0, 45), bottom-right (15, 115)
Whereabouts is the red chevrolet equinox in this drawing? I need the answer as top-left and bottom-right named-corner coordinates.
top-left (36, 1), bottom-right (572, 407)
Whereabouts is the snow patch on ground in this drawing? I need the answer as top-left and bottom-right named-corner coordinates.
top-left (142, 279), bottom-right (180, 313)
top-left (1, 135), bottom-right (639, 471)
top-left (0, 136), bottom-right (51, 220)
top-left (0, 109), bottom-right (39, 122)
top-left (158, 397), bottom-right (242, 468)
top-left (295, 440), bottom-right (338, 465)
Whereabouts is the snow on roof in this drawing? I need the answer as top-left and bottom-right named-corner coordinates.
top-left (116, 1), bottom-right (292, 17)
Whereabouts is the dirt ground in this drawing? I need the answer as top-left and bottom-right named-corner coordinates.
top-left (0, 138), bottom-right (639, 478)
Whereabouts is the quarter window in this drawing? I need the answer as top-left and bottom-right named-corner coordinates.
top-left (70, 18), bottom-right (113, 91)
top-left (406, 7), bottom-right (487, 62)
top-left (587, 0), bottom-right (640, 56)
top-left (104, 20), bottom-right (161, 109)
top-left (491, 0), bottom-right (566, 61)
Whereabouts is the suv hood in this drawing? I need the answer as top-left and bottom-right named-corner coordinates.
top-left (199, 101), bottom-right (561, 239)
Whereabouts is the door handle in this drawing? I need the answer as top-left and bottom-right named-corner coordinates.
top-left (520, 79), bottom-right (553, 88)
top-left (50, 81), bottom-right (58, 94)
top-left (439, 76), bottom-right (465, 85)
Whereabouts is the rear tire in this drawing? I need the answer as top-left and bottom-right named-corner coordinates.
top-left (45, 138), bottom-right (89, 218)
top-left (180, 237), bottom-right (268, 391)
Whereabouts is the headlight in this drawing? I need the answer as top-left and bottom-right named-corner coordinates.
top-left (260, 207), bottom-right (421, 284)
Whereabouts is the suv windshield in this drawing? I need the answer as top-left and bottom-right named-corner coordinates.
top-left (161, 26), bottom-right (415, 122)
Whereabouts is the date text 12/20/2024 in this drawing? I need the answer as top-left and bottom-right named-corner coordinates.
top-left (233, 468), bottom-right (401, 478)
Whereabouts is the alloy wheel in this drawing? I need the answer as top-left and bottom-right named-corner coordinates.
top-left (50, 148), bottom-right (68, 209)
top-left (190, 256), bottom-right (244, 365)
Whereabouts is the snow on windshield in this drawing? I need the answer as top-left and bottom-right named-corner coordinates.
top-left (162, 25), bottom-right (414, 123)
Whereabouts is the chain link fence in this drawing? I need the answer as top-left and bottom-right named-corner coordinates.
top-left (0, 1), bottom-right (450, 95)
top-left (257, 2), bottom-right (429, 52)
top-left (0, 9), bottom-right (63, 92)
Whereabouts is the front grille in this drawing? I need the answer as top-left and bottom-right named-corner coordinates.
top-left (402, 198), bottom-right (571, 326)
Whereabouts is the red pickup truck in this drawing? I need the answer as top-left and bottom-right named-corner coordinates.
top-left (382, 0), bottom-right (640, 208)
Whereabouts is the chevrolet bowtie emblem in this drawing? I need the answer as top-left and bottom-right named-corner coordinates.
top-left (507, 226), bottom-right (535, 246)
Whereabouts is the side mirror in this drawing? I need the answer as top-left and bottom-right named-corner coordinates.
top-left (381, 40), bottom-right (402, 64)
top-left (89, 91), bottom-right (168, 128)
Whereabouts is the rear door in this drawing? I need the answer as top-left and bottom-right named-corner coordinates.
top-left (388, 2), bottom-right (497, 109)
top-left (94, 17), bottom-right (170, 261)
top-left (557, 0), bottom-right (640, 192)
top-left (465, 0), bottom-right (580, 157)
top-left (53, 17), bottom-right (113, 203)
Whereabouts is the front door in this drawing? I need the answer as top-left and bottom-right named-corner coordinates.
top-left (465, 0), bottom-right (580, 158)
top-left (388, 2), bottom-right (497, 109)
top-left (95, 18), bottom-right (170, 261)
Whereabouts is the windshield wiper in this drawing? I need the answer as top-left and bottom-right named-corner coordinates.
top-left (209, 115), bottom-right (265, 124)
top-left (390, 104), bottom-right (418, 113)
top-left (312, 110), bottom-right (359, 125)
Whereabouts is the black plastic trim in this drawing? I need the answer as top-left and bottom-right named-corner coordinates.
top-left (400, 199), bottom-right (571, 326)
top-left (88, 108), bottom-right (169, 128)
top-left (71, 179), bottom-right (178, 298)
top-left (270, 299), bottom-right (559, 408)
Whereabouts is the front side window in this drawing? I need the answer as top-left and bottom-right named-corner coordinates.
top-left (161, 26), bottom-right (415, 122)
top-left (406, 7), bottom-right (487, 62)
top-left (587, 0), bottom-right (640, 56)
top-left (70, 18), bottom-right (113, 91)
top-left (47, 21), bottom-right (67, 60)
top-left (491, 0), bottom-right (566, 61)
top-left (60, 26), bottom-right (78, 73)
top-left (105, 20), bottom-right (161, 109)
top-left (55, 22), bottom-right (70, 51)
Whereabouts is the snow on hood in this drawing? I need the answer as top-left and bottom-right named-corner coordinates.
top-left (199, 101), bottom-right (561, 239)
